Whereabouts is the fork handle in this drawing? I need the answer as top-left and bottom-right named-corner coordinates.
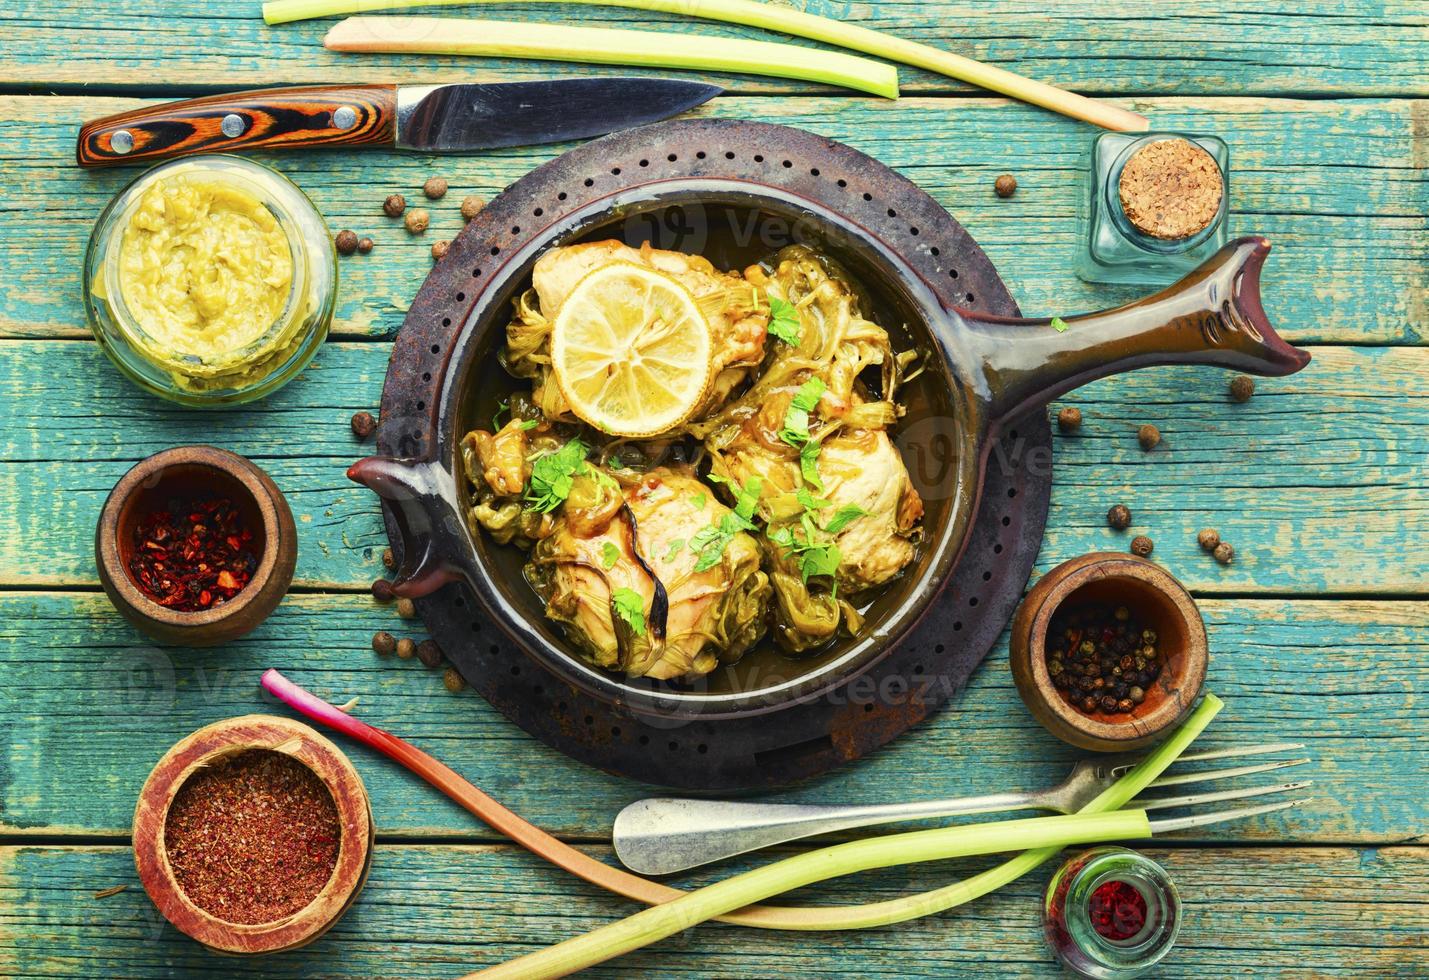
top-left (612, 791), bottom-right (1042, 876)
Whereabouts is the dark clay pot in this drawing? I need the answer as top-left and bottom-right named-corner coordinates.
top-left (350, 127), bottom-right (1309, 721)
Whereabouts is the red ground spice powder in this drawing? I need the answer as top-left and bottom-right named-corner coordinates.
top-left (164, 750), bottom-right (340, 925)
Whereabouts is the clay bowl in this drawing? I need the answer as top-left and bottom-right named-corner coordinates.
top-left (95, 445), bottom-right (296, 646)
top-left (133, 715), bottom-right (374, 956)
top-left (1010, 553), bottom-right (1208, 752)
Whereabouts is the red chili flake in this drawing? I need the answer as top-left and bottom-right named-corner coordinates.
top-left (1088, 879), bottom-right (1148, 941)
top-left (164, 750), bottom-right (341, 925)
top-left (127, 495), bottom-right (257, 612)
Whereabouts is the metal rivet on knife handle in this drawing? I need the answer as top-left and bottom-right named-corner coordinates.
top-left (110, 130), bottom-right (134, 155)
top-left (332, 105), bottom-right (358, 130)
top-left (221, 113), bottom-right (246, 138)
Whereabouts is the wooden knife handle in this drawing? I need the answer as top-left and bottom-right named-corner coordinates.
top-left (76, 85), bottom-right (398, 168)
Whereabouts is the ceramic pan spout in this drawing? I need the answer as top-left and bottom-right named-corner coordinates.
top-left (347, 456), bottom-right (469, 598)
top-left (955, 237), bottom-right (1312, 429)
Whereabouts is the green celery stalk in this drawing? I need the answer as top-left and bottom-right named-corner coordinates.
top-left (322, 16), bottom-right (899, 100)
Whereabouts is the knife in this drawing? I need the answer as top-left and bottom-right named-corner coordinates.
top-left (75, 78), bottom-right (722, 168)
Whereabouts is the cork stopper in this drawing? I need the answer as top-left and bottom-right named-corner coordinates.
top-left (1117, 138), bottom-right (1223, 241)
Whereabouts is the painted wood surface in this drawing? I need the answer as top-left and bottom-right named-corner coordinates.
top-left (1, 844), bottom-right (1425, 978)
top-left (3, 1), bottom-right (1426, 97)
top-left (0, 342), bottom-right (1421, 593)
top-left (7, 95), bottom-right (1424, 345)
top-left (0, 592), bottom-right (1422, 842)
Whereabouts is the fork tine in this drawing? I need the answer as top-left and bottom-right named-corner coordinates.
top-left (1148, 796), bottom-right (1314, 834)
top-left (1108, 742), bottom-right (1306, 777)
top-left (1145, 757), bottom-right (1311, 789)
top-left (1134, 779), bottom-right (1313, 812)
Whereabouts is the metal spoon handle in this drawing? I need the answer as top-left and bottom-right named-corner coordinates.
top-left (612, 791), bottom-right (1042, 876)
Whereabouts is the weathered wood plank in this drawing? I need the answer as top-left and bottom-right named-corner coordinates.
top-left (0, 342), bottom-right (1421, 594)
top-left (0, 592), bottom-right (1423, 841)
top-left (0, 844), bottom-right (1424, 977)
top-left (3, 95), bottom-right (1425, 345)
top-left (1, 1), bottom-right (1425, 96)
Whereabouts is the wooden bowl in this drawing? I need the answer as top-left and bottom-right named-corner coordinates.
top-left (95, 445), bottom-right (296, 645)
top-left (133, 715), bottom-right (373, 956)
top-left (1010, 553), bottom-right (1208, 752)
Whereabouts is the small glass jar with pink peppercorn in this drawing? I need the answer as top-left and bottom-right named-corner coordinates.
top-left (1042, 846), bottom-right (1182, 978)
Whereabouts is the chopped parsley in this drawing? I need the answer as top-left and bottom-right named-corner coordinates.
top-left (519, 418), bottom-right (541, 431)
top-left (664, 538), bottom-right (686, 561)
top-left (523, 438), bottom-right (589, 514)
top-left (610, 588), bottom-right (647, 637)
top-left (1050, 316), bottom-right (1069, 333)
top-left (766, 295), bottom-right (802, 346)
top-left (772, 510), bottom-right (845, 596)
top-left (796, 487), bottom-right (831, 511)
top-left (800, 440), bottom-right (823, 491)
top-left (778, 377), bottom-right (827, 449)
top-left (492, 398), bottom-right (509, 430)
top-left (825, 504), bottom-right (867, 534)
top-left (599, 541), bottom-right (620, 569)
top-left (689, 492), bottom-right (707, 511)
top-left (689, 476), bottom-right (763, 572)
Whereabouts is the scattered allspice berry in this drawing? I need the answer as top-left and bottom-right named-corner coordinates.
top-left (1138, 424), bottom-right (1161, 450)
top-left (994, 174), bottom-right (1017, 198)
top-left (351, 410), bottom-right (377, 440)
top-left (1214, 542), bottom-right (1235, 565)
top-left (1107, 504), bottom-right (1132, 530)
top-left (382, 547), bottom-right (396, 570)
top-left (371, 578), bottom-right (395, 602)
top-left (1198, 528), bottom-right (1221, 552)
top-left (396, 638), bottom-right (417, 660)
top-left (357, 236), bottom-right (374, 254)
top-left (335, 229), bottom-right (359, 256)
top-left (372, 631), bottom-right (397, 656)
top-left (460, 195), bottom-right (486, 221)
top-left (404, 208), bottom-right (430, 234)
top-left (1130, 535), bottom-right (1154, 557)
top-left (1057, 407), bottom-right (1082, 432)
top-left (431, 239), bottom-right (450, 261)
top-left (383, 194), bottom-right (406, 218)
top-left (1229, 375), bottom-right (1255, 403)
top-left (395, 597), bottom-right (416, 619)
top-left (417, 639), bottom-right (443, 669)
top-left (443, 666), bottom-right (466, 692)
top-left (423, 176), bottom-right (448, 199)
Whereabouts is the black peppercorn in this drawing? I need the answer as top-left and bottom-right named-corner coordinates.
top-left (1100, 695), bottom-right (1118, 713)
top-left (994, 173), bottom-right (1018, 198)
top-left (1229, 375), bottom-right (1255, 403)
top-left (1138, 424), bottom-right (1161, 450)
top-left (1198, 528), bottom-right (1221, 552)
top-left (1107, 504), bottom-right (1132, 530)
top-left (351, 411), bottom-right (377, 440)
top-left (335, 229), bottom-right (359, 255)
top-left (371, 578), bottom-right (395, 602)
top-left (1131, 535), bottom-right (1154, 557)
top-left (1214, 542), bottom-right (1235, 564)
top-left (1057, 407), bottom-right (1082, 432)
top-left (372, 631), bottom-right (396, 656)
top-left (416, 639), bottom-right (443, 668)
top-left (1117, 698), bottom-right (1134, 712)
top-left (1081, 695), bottom-right (1098, 713)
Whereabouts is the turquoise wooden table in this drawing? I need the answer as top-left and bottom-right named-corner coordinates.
top-left (1, 2), bottom-right (1425, 976)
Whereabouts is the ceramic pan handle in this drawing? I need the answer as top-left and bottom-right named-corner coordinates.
top-left (958, 237), bottom-right (1312, 429)
top-left (347, 456), bottom-right (469, 598)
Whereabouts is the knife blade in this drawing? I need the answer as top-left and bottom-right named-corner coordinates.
top-left (76, 78), bottom-right (721, 168)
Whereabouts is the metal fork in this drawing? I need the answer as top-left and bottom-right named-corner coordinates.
top-left (614, 742), bottom-right (1310, 875)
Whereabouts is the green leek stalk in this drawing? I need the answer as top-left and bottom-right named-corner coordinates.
top-left (322, 17), bottom-right (899, 100)
top-left (466, 695), bottom-right (1224, 976)
top-left (265, 0), bottom-right (1148, 131)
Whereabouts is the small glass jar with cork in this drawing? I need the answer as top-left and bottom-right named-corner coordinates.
top-left (1075, 133), bottom-right (1229, 285)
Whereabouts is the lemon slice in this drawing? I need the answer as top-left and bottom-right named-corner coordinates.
top-left (551, 262), bottom-right (714, 438)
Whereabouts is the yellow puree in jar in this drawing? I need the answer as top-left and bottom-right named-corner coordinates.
top-left (117, 177), bottom-right (294, 378)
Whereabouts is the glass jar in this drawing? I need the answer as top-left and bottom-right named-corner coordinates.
top-left (84, 155), bottom-right (337, 407)
top-left (1042, 846), bottom-right (1181, 978)
top-left (1075, 132), bottom-right (1229, 286)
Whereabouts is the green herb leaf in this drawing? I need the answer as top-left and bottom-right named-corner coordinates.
top-left (1050, 316), bottom-right (1069, 333)
top-left (689, 492), bottom-right (707, 511)
top-left (800, 440), bottom-right (823, 491)
top-left (600, 541), bottom-right (620, 569)
top-left (523, 438), bottom-right (589, 514)
top-left (610, 588), bottom-right (647, 638)
top-left (824, 504), bottom-right (867, 534)
top-left (779, 377), bottom-right (827, 448)
top-left (663, 538), bottom-right (686, 562)
top-left (768, 525), bottom-right (796, 550)
top-left (796, 487), bottom-right (831, 511)
top-left (519, 418), bottom-right (541, 431)
top-left (732, 475), bottom-right (763, 524)
top-left (799, 543), bottom-right (842, 587)
top-left (492, 399), bottom-right (509, 430)
top-left (767, 295), bottom-right (802, 346)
